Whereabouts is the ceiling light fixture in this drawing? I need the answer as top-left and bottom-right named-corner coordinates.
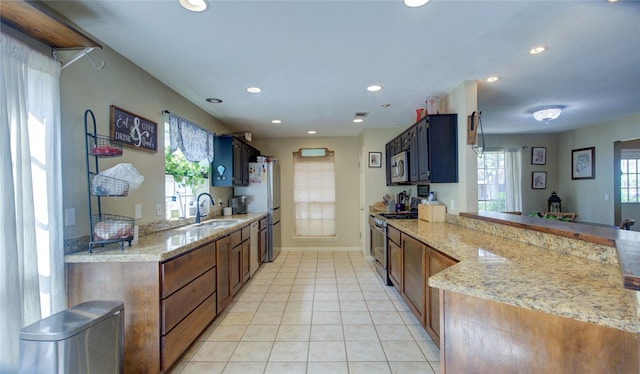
top-left (271, 120), bottom-right (282, 124)
top-left (404, 0), bottom-right (430, 7)
top-left (353, 118), bottom-right (364, 123)
top-left (529, 46), bottom-right (546, 54)
top-left (206, 98), bottom-right (222, 103)
top-left (178, 0), bottom-right (207, 12)
top-left (308, 130), bottom-right (317, 135)
top-left (366, 85), bottom-right (383, 92)
top-left (530, 105), bottom-right (564, 124)
top-left (246, 87), bottom-right (262, 93)
top-left (486, 76), bottom-right (499, 83)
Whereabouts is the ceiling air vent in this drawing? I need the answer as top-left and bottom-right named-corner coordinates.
top-left (354, 112), bottom-right (369, 118)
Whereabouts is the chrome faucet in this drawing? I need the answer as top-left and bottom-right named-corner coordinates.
top-left (195, 192), bottom-right (215, 224)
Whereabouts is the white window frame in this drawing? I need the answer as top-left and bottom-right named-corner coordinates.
top-left (477, 149), bottom-right (506, 212)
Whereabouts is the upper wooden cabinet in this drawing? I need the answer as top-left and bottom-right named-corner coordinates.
top-left (212, 135), bottom-right (260, 187)
top-left (386, 114), bottom-right (458, 185)
top-left (1, 0), bottom-right (101, 49)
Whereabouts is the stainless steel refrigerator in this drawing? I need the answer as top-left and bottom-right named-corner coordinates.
top-left (235, 161), bottom-right (281, 262)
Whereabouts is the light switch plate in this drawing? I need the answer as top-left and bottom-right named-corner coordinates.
top-left (156, 203), bottom-right (162, 216)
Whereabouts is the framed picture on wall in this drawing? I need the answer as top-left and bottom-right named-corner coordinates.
top-left (532, 171), bottom-right (547, 189)
top-left (572, 147), bottom-right (595, 180)
top-left (531, 147), bottom-right (546, 165)
top-left (369, 152), bottom-right (382, 168)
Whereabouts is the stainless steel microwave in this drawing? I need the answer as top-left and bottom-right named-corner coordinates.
top-left (390, 151), bottom-right (408, 183)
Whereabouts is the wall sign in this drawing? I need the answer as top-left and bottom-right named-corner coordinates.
top-left (110, 105), bottom-right (157, 153)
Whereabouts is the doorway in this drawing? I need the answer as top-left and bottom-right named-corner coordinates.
top-left (614, 138), bottom-right (640, 231)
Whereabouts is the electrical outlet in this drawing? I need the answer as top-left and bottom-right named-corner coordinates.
top-left (604, 193), bottom-right (609, 201)
top-left (65, 208), bottom-right (76, 226)
top-left (156, 203), bottom-right (162, 216)
top-left (450, 200), bottom-right (455, 210)
top-left (135, 204), bottom-right (142, 219)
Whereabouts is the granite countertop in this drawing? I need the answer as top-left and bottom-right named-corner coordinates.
top-left (65, 213), bottom-right (267, 263)
top-left (387, 219), bottom-right (639, 334)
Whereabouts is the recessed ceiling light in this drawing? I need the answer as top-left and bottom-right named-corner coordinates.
top-left (381, 104), bottom-right (391, 108)
top-left (206, 98), bottom-right (223, 103)
top-left (271, 120), bottom-right (282, 124)
top-left (353, 118), bottom-right (364, 123)
top-left (529, 46), bottom-right (546, 54)
top-left (246, 87), bottom-right (262, 93)
top-left (486, 76), bottom-right (500, 83)
top-left (366, 85), bottom-right (383, 92)
top-left (308, 130), bottom-right (317, 135)
top-left (179, 0), bottom-right (207, 12)
top-left (404, 0), bottom-right (430, 7)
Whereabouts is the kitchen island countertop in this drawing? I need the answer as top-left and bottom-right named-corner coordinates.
top-left (65, 213), bottom-right (267, 263)
top-left (387, 218), bottom-right (639, 334)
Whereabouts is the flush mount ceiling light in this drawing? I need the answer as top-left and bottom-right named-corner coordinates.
top-left (353, 118), bottom-right (364, 123)
top-left (366, 85), bottom-right (383, 92)
top-left (308, 130), bottom-right (317, 135)
top-left (206, 98), bottom-right (222, 103)
top-left (529, 46), bottom-right (547, 55)
top-left (179, 0), bottom-right (207, 12)
top-left (271, 120), bottom-right (282, 124)
top-left (404, 0), bottom-right (430, 7)
top-left (530, 105), bottom-right (564, 124)
top-left (246, 87), bottom-right (262, 93)
top-left (486, 76), bottom-right (500, 83)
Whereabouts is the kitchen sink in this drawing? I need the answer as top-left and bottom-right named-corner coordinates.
top-left (196, 219), bottom-right (240, 227)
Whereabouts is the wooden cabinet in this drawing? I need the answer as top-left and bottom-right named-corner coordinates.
top-left (160, 241), bottom-right (217, 370)
top-left (425, 246), bottom-right (457, 345)
top-left (67, 240), bottom-right (218, 373)
top-left (401, 233), bottom-right (426, 325)
top-left (386, 113), bottom-right (458, 185)
top-left (387, 225), bottom-right (402, 289)
top-left (212, 135), bottom-right (260, 187)
top-left (218, 224), bottom-right (252, 311)
top-left (216, 235), bottom-right (232, 312)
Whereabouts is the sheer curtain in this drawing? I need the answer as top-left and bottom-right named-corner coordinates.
top-left (504, 147), bottom-right (522, 212)
top-left (0, 33), bottom-right (64, 371)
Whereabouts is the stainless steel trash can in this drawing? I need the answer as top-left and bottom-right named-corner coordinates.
top-left (19, 300), bottom-right (124, 374)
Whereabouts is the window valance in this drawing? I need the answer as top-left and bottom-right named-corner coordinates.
top-left (168, 112), bottom-right (214, 162)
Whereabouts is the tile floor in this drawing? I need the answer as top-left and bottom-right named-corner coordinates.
top-left (169, 251), bottom-right (440, 374)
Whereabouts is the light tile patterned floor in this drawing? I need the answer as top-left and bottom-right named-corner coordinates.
top-left (169, 251), bottom-right (440, 374)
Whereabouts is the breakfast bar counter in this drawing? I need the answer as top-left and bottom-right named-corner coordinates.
top-left (385, 212), bottom-right (639, 373)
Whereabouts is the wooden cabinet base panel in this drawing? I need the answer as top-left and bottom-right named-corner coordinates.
top-left (441, 290), bottom-right (639, 374)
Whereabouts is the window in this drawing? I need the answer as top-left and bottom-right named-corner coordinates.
top-left (164, 117), bottom-right (211, 220)
top-left (293, 148), bottom-right (335, 236)
top-left (621, 151), bottom-right (640, 203)
top-left (477, 150), bottom-right (506, 212)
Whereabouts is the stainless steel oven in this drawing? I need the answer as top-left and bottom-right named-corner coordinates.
top-left (369, 215), bottom-right (391, 286)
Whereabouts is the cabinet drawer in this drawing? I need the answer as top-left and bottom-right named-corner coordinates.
top-left (387, 225), bottom-right (401, 246)
top-left (161, 292), bottom-right (216, 371)
top-left (161, 267), bottom-right (216, 334)
top-left (230, 230), bottom-right (242, 248)
top-left (242, 226), bottom-right (251, 241)
top-left (161, 242), bottom-right (215, 298)
top-left (259, 218), bottom-right (267, 229)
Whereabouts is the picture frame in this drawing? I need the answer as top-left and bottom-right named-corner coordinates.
top-left (532, 171), bottom-right (547, 189)
top-left (110, 105), bottom-right (158, 153)
top-left (531, 146), bottom-right (547, 165)
top-left (368, 152), bottom-right (382, 168)
top-left (572, 147), bottom-right (595, 180)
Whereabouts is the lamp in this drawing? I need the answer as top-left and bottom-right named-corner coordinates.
top-left (530, 105), bottom-right (564, 124)
top-left (548, 191), bottom-right (562, 213)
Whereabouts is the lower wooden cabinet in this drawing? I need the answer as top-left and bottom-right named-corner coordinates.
top-left (426, 246), bottom-right (457, 345)
top-left (387, 225), bottom-right (402, 289)
top-left (216, 236), bottom-right (232, 312)
top-left (401, 233), bottom-right (426, 325)
top-left (259, 218), bottom-right (267, 263)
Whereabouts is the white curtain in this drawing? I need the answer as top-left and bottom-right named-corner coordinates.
top-left (0, 33), bottom-right (64, 372)
top-left (504, 147), bottom-right (522, 212)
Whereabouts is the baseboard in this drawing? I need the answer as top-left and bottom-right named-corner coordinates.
top-left (282, 247), bottom-right (362, 252)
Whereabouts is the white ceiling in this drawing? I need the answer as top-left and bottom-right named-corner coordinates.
top-left (44, 0), bottom-right (640, 138)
